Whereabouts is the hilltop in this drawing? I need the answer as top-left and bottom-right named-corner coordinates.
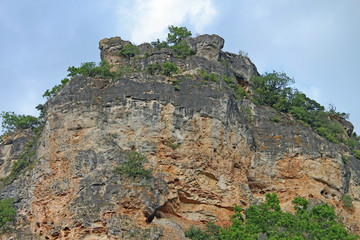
top-left (0, 27), bottom-right (359, 239)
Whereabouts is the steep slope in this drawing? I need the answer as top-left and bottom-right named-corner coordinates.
top-left (0, 34), bottom-right (359, 239)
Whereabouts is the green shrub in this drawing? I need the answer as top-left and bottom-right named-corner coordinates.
top-left (147, 63), bottom-right (162, 75)
top-left (166, 140), bottom-right (181, 150)
top-left (67, 61), bottom-right (114, 78)
top-left (166, 25), bottom-right (192, 45)
top-left (0, 111), bottom-right (42, 136)
top-left (269, 114), bottom-right (280, 123)
top-left (151, 39), bottom-right (169, 50)
top-left (185, 222), bottom-right (221, 240)
top-left (250, 71), bottom-right (348, 144)
top-left (0, 198), bottom-right (16, 232)
top-left (116, 151), bottom-right (153, 179)
top-left (186, 193), bottom-right (358, 240)
top-left (238, 50), bottom-right (248, 57)
top-left (1, 139), bottom-right (36, 185)
top-left (118, 44), bottom-right (140, 59)
top-left (342, 155), bottom-right (351, 164)
top-left (42, 78), bottom-right (69, 100)
top-left (341, 194), bottom-right (354, 209)
top-left (198, 70), bottom-right (219, 83)
top-left (161, 62), bottom-right (178, 76)
top-left (170, 43), bottom-right (195, 58)
top-left (223, 75), bottom-right (248, 100)
top-left (354, 150), bottom-right (360, 159)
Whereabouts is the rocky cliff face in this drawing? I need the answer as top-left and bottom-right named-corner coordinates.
top-left (1, 34), bottom-right (360, 239)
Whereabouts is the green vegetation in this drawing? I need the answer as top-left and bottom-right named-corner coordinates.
top-left (151, 39), bottom-right (169, 50)
top-left (185, 222), bottom-right (221, 240)
top-left (186, 193), bottom-right (358, 240)
top-left (0, 198), bottom-right (16, 232)
top-left (146, 62), bottom-right (179, 76)
top-left (250, 71), bottom-right (350, 144)
top-left (223, 75), bottom-right (249, 100)
top-left (147, 63), bottom-right (162, 75)
top-left (166, 25), bottom-right (192, 45)
top-left (1, 139), bottom-right (36, 185)
top-left (67, 60), bottom-right (114, 78)
top-left (0, 111), bottom-right (42, 137)
top-left (116, 151), bottom-right (153, 180)
top-left (166, 140), bottom-right (181, 150)
top-left (342, 155), bottom-right (351, 164)
top-left (42, 78), bottom-right (69, 100)
top-left (161, 62), bottom-right (179, 76)
top-left (354, 150), bottom-right (360, 159)
top-left (341, 194), bottom-right (354, 210)
top-left (173, 79), bottom-right (181, 91)
top-left (268, 114), bottom-right (280, 123)
top-left (151, 26), bottom-right (195, 58)
top-left (198, 69), bottom-right (220, 83)
top-left (238, 50), bottom-right (248, 57)
top-left (170, 43), bottom-right (195, 58)
top-left (118, 44), bottom-right (140, 59)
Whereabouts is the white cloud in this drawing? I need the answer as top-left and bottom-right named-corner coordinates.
top-left (116, 0), bottom-right (217, 44)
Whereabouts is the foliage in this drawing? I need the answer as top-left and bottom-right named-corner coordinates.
top-left (269, 114), bottom-right (280, 123)
top-left (223, 75), bottom-right (249, 100)
top-left (342, 155), bottom-right (351, 164)
top-left (238, 50), bottom-right (248, 57)
top-left (198, 70), bottom-right (219, 83)
top-left (166, 25), bottom-right (192, 45)
top-left (147, 62), bottom-right (179, 77)
top-left (251, 71), bottom-right (295, 108)
top-left (170, 43), bottom-right (195, 58)
top-left (185, 222), bottom-right (221, 240)
top-left (67, 61), bottom-right (114, 78)
top-left (118, 44), bottom-right (140, 59)
top-left (42, 78), bottom-right (69, 100)
top-left (166, 140), bottom-right (181, 150)
top-left (341, 194), bottom-right (354, 210)
top-left (173, 79), bottom-right (181, 91)
top-left (186, 193), bottom-right (358, 240)
top-left (151, 26), bottom-right (194, 58)
top-left (147, 63), bottom-right (162, 75)
top-left (1, 139), bottom-right (36, 185)
top-left (354, 150), bottom-right (360, 159)
top-left (250, 71), bottom-right (348, 144)
top-left (116, 151), bottom-right (153, 179)
top-left (151, 39), bottom-right (169, 49)
top-left (161, 62), bottom-right (179, 76)
top-left (0, 111), bottom-right (42, 136)
top-left (0, 198), bottom-right (16, 232)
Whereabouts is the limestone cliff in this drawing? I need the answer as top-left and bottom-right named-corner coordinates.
top-left (1, 34), bottom-right (360, 239)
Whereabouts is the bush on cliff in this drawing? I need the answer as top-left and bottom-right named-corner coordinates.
top-left (118, 44), bottom-right (140, 59)
top-left (166, 25), bottom-right (192, 45)
top-left (116, 151), bottom-right (153, 180)
top-left (0, 198), bottom-right (16, 232)
top-left (0, 111), bottom-right (42, 137)
top-left (250, 71), bottom-right (348, 144)
top-left (67, 60), bottom-right (114, 78)
top-left (186, 193), bottom-right (358, 240)
top-left (151, 25), bottom-right (194, 58)
top-left (42, 77), bottom-right (69, 100)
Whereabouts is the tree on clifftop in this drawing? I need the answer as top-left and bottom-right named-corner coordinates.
top-left (166, 25), bottom-right (192, 45)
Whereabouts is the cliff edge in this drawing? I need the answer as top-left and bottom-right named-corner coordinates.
top-left (0, 33), bottom-right (359, 239)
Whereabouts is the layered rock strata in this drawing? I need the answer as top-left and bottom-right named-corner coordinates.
top-left (0, 34), bottom-right (359, 239)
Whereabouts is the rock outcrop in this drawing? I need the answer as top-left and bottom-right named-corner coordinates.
top-left (0, 34), bottom-right (360, 239)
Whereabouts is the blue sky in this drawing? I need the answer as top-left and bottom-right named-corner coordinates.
top-left (1, 0), bottom-right (359, 133)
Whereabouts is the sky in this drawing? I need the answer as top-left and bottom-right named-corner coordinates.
top-left (0, 0), bottom-right (359, 133)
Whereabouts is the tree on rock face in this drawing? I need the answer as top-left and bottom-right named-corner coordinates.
top-left (187, 193), bottom-right (358, 240)
top-left (166, 25), bottom-right (192, 45)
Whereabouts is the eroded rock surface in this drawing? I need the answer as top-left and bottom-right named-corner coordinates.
top-left (1, 34), bottom-right (360, 239)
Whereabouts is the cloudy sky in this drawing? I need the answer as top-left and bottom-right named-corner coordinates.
top-left (1, 0), bottom-right (359, 133)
